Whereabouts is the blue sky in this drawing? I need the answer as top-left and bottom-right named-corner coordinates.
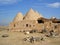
top-left (0, 0), bottom-right (60, 26)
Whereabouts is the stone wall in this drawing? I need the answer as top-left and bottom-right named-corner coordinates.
top-left (9, 20), bottom-right (60, 33)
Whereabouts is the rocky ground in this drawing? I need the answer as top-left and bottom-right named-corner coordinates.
top-left (0, 30), bottom-right (60, 45)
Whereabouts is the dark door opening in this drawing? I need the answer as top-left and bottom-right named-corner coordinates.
top-left (37, 20), bottom-right (44, 23)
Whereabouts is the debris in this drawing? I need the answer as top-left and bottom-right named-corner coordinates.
top-left (2, 34), bottom-right (9, 38)
top-left (23, 36), bottom-right (44, 43)
top-left (30, 36), bottom-right (34, 43)
top-left (30, 30), bottom-right (37, 33)
top-left (24, 31), bottom-right (30, 35)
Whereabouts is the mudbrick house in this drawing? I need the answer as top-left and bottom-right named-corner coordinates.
top-left (9, 8), bottom-right (60, 33)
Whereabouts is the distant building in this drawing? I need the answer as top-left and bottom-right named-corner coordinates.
top-left (9, 8), bottom-right (60, 33)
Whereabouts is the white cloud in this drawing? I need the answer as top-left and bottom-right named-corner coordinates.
top-left (47, 2), bottom-right (60, 8)
top-left (0, 0), bottom-right (22, 4)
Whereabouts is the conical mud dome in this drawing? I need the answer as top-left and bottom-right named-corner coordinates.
top-left (24, 8), bottom-right (43, 20)
top-left (13, 12), bottom-right (23, 22)
top-left (35, 11), bottom-right (43, 17)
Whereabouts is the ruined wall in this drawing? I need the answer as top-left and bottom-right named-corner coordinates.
top-left (44, 21), bottom-right (53, 31)
top-left (52, 23), bottom-right (60, 34)
top-left (9, 20), bottom-right (45, 32)
top-left (9, 20), bottom-right (37, 31)
top-left (9, 19), bottom-right (60, 33)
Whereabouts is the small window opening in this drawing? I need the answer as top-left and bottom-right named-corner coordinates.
top-left (14, 24), bottom-right (15, 27)
top-left (54, 25), bottom-right (57, 29)
top-left (29, 25), bottom-right (31, 27)
top-left (26, 24), bottom-right (28, 27)
top-left (37, 20), bottom-right (44, 23)
top-left (33, 25), bottom-right (35, 27)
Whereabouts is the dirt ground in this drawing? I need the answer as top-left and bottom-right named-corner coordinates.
top-left (0, 30), bottom-right (60, 45)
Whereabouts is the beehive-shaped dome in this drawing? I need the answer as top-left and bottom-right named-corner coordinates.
top-left (13, 12), bottom-right (23, 22)
top-left (24, 8), bottom-right (43, 20)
